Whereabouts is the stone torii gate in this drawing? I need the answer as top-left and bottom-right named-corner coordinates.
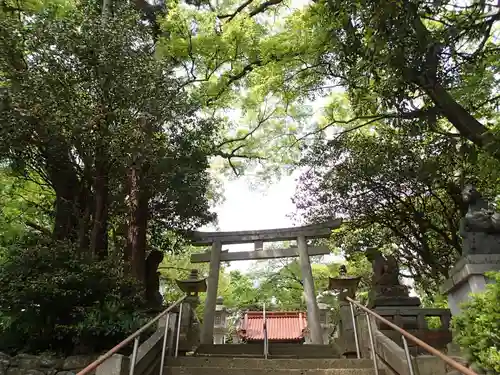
top-left (189, 219), bottom-right (342, 345)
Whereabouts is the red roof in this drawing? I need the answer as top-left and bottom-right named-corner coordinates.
top-left (238, 311), bottom-right (308, 342)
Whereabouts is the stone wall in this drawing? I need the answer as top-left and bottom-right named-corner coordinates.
top-left (0, 353), bottom-right (98, 375)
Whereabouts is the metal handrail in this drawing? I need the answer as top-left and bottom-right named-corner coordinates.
top-left (76, 295), bottom-right (187, 375)
top-left (345, 297), bottom-right (478, 375)
top-left (263, 303), bottom-right (269, 359)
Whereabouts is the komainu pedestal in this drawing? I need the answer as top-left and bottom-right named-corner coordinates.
top-left (365, 248), bottom-right (422, 334)
top-left (440, 254), bottom-right (500, 316)
top-left (440, 185), bottom-right (500, 316)
top-left (368, 284), bottom-right (421, 309)
top-left (365, 249), bottom-right (452, 351)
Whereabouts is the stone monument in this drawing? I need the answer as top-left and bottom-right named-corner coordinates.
top-left (440, 185), bottom-right (500, 315)
top-left (365, 248), bottom-right (421, 308)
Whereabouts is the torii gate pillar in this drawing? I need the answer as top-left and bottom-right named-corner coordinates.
top-left (297, 236), bottom-right (324, 344)
top-left (201, 241), bottom-right (222, 344)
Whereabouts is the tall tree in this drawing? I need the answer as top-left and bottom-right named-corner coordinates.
top-left (157, 0), bottom-right (500, 162)
top-left (0, 0), bottom-right (218, 291)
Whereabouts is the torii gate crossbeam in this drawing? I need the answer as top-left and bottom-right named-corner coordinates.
top-left (187, 219), bottom-right (342, 346)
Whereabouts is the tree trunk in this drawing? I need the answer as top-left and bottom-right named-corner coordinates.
top-left (126, 162), bottom-right (150, 284)
top-left (126, 117), bottom-right (154, 283)
top-left (90, 143), bottom-right (109, 259)
top-left (78, 185), bottom-right (91, 252)
top-left (89, 0), bottom-right (113, 259)
top-left (44, 147), bottom-right (81, 242)
top-left (53, 188), bottom-right (79, 241)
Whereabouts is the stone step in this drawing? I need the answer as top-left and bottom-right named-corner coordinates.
top-left (271, 344), bottom-right (339, 357)
top-left (195, 344), bottom-right (340, 358)
top-left (165, 367), bottom-right (381, 375)
top-left (167, 358), bottom-right (374, 369)
top-left (196, 344), bottom-right (262, 355)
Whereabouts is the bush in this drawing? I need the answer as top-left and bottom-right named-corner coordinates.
top-left (452, 271), bottom-right (500, 374)
top-left (0, 235), bottom-right (149, 355)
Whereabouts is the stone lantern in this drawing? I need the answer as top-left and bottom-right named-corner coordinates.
top-left (213, 296), bottom-right (229, 344)
top-left (173, 269), bottom-right (207, 354)
top-left (327, 269), bottom-right (362, 357)
top-left (328, 275), bottom-right (362, 302)
top-left (175, 269), bottom-right (207, 306)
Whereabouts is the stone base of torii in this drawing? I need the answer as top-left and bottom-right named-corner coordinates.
top-left (188, 219), bottom-right (342, 345)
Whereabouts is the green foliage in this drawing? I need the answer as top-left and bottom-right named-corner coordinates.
top-left (1, 0), bottom-right (218, 250)
top-left (157, 0), bottom-right (500, 168)
top-left (0, 0), bottom-right (221, 355)
top-left (0, 168), bottom-right (54, 248)
top-left (420, 291), bottom-right (448, 309)
top-left (0, 235), bottom-right (147, 355)
top-left (220, 270), bottom-right (260, 309)
top-left (452, 272), bottom-right (500, 374)
top-left (154, 0), bottom-right (500, 300)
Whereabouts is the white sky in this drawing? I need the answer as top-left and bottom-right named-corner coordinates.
top-left (198, 170), bottom-right (341, 272)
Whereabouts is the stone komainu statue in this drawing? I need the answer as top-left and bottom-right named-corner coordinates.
top-left (365, 247), bottom-right (412, 301)
top-left (459, 185), bottom-right (500, 256)
top-left (365, 248), bottom-right (400, 287)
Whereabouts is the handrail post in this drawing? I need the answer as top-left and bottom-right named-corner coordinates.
top-left (402, 335), bottom-right (415, 375)
top-left (365, 312), bottom-right (379, 375)
top-left (129, 336), bottom-right (140, 375)
top-left (174, 303), bottom-right (183, 358)
top-left (263, 303), bottom-right (268, 359)
top-left (349, 301), bottom-right (361, 359)
top-left (158, 313), bottom-right (171, 375)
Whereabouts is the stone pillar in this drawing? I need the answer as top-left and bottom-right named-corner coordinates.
top-left (297, 235), bottom-right (323, 344)
top-left (337, 301), bottom-right (358, 357)
top-left (96, 354), bottom-right (129, 375)
top-left (201, 241), bottom-right (222, 344)
top-left (214, 297), bottom-right (228, 344)
top-left (318, 302), bottom-right (332, 344)
top-left (440, 254), bottom-right (500, 316)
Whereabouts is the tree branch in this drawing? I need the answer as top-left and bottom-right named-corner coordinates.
top-left (218, 0), bottom-right (254, 21)
top-left (218, 0), bottom-right (284, 21)
top-left (248, 0), bottom-right (283, 17)
top-left (25, 220), bottom-right (51, 235)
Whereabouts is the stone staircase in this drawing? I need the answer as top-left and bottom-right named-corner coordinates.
top-left (194, 343), bottom-right (342, 358)
top-left (165, 357), bottom-right (382, 375)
